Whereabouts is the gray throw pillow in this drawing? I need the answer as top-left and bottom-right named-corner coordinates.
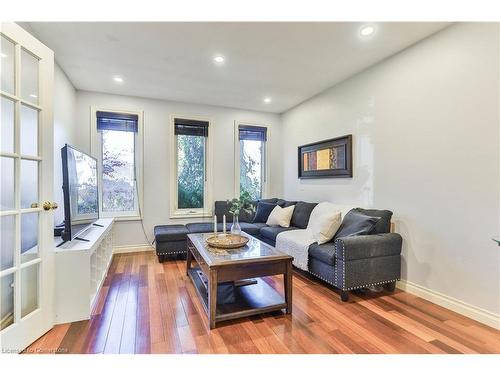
top-left (290, 201), bottom-right (317, 229)
top-left (253, 202), bottom-right (277, 223)
top-left (334, 210), bottom-right (380, 239)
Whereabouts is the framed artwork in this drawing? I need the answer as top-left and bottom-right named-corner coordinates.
top-left (298, 134), bottom-right (352, 178)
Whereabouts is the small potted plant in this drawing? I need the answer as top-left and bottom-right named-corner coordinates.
top-left (227, 191), bottom-right (255, 235)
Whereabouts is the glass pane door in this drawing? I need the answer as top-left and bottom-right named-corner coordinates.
top-left (0, 22), bottom-right (54, 352)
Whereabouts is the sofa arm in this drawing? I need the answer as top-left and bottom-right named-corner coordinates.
top-left (335, 233), bottom-right (402, 261)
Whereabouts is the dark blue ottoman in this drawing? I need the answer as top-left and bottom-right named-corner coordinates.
top-left (154, 224), bottom-right (189, 262)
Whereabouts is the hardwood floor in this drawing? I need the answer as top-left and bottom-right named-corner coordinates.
top-left (25, 251), bottom-right (500, 354)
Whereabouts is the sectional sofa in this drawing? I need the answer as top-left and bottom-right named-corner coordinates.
top-left (154, 198), bottom-right (403, 301)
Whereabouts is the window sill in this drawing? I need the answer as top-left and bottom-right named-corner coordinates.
top-left (101, 215), bottom-right (143, 222)
top-left (169, 212), bottom-right (213, 220)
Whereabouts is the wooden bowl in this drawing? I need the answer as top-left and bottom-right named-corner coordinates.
top-left (206, 234), bottom-right (249, 249)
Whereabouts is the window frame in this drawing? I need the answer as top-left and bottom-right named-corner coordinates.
top-left (169, 114), bottom-right (213, 219)
top-left (233, 121), bottom-right (269, 200)
top-left (90, 106), bottom-right (144, 221)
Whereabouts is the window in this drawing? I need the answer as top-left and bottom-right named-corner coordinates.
top-left (170, 117), bottom-right (212, 218)
top-left (236, 123), bottom-right (268, 200)
top-left (93, 110), bottom-right (143, 218)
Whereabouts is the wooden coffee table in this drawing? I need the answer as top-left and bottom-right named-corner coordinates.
top-left (186, 232), bottom-right (293, 329)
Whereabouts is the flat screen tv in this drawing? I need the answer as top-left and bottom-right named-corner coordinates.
top-left (60, 144), bottom-right (99, 245)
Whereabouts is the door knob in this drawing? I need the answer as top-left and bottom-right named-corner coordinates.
top-left (43, 201), bottom-right (58, 211)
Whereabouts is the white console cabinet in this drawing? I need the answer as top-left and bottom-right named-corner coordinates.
top-left (54, 218), bottom-right (114, 324)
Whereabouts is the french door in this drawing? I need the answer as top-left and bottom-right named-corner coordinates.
top-left (0, 22), bottom-right (54, 353)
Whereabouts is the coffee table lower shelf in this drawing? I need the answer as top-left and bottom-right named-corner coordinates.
top-left (187, 267), bottom-right (287, 325)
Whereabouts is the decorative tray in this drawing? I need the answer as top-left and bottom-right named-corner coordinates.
top-left (206, 234), bottom-right (249, 249)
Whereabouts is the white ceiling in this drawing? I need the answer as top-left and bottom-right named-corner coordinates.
top-left (26, 22), bottom-right (449, 113)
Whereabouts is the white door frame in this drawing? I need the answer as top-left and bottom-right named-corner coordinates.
top-left (0, 22), bottom-right (54, 353)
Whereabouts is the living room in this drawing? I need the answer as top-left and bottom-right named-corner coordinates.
top-left (1, 0), bottom-right (499, 371)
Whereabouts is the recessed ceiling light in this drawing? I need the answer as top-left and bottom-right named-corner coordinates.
top-left (29, 94), bottom-right (38, 99)
top-left (113, 76), bottom-right (124, 83)
top-left (359, 25), bottom-right (375, 37)
top-left (213, 55), bottom-right (225, 64)
top-left (263, 97), bottom-right (272, 104)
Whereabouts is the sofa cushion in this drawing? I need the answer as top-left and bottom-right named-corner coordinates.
top-left (253, 201), bottom-right (277, 223)
top-left (351, 208), bottom-right (393, 234)
top-left (290, 201), bottom-right (317, 229)
top-left (214, 201), bottom-right (234, 222)
top-left (252, 222), bottom-right (268, 229)
top-left (154, 225), bottom-right (190, 242)
top-left (239, 222), bottom-right (263, 236)
top-left (260, 226), bottom-right (297, 241)
top-left (258, 198), bottom-right (279, 204)
top-left (308, 242), bottom-right (336, 266)
top-left (214, 200), bottom-right (256, 223)
top-left (276, 199), bottom-right (298, 208)
top-left (186, 222), bottom-right (230, 233)
top-left (239, 208), bottom-right (256, 223)
top-left (334, 210), bottom-right (380, 239)
top-left (185, 221), bottom-right (263, 236)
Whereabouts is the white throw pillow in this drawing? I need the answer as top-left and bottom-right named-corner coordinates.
top-left (266, 205), bottom-right (295, 227)
top-left (307, 202), bottom-right (342, 244)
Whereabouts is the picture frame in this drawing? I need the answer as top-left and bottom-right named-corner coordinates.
top-left (298, 134), bottom-right (352, 178)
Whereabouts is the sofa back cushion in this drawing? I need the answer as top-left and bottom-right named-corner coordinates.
top-left (259, 198), bottom-right (279, 204)
top-left (252, 201), bottom-right (277, 223)
top-left (214, 201), bottom-right (233, 222)
top-left (214, 200), bottom-right (257, 223)
top-left (351, 208), bottom-right (393, 234)
top-left (239, 205), bottom-right (257, 223)
top-left (290, 201), bottom-right (317, 229)
top-left (334, 210), bottom-right (380, 239)
top-left (276, 199), bottom-right (298, 208)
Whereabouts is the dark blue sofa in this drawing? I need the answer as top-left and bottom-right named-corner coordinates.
top-left (154, 198), bottom-right (402, 301)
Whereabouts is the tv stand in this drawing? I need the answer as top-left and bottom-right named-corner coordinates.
top-left (74, 236), bottom-right (90, 242)
top-left (55, 234), bottom-right (90, 247)
top-left (54, 218), bottom-right (114, 324)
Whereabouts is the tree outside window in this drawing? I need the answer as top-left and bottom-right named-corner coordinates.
top-left (240, 139), bottom-right (264, 201)
top-left (101, 129), bottom-right (135, 212)
top-left (177, 134), bottom-right (205, 209)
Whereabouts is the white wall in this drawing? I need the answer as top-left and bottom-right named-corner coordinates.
top-left (281, 23), bottom-right (500, 317)
top-left (73, 91), bottom-right (283, 247)
top-left (53, 64), bottom-right (77, 226)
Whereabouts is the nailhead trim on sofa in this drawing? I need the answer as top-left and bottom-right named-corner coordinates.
top-left (157, 250), bottom-right (186, 255)
top-left (343, 278), bottom-right (399, 291)
top-left (333, 238), bottom-right (346, 289)
top-left (309, 271), bottom-right (335, 285)
top-left (332, 238), bottom-right (399, 291)
top-left (309, 269), bottom-right (399, 292)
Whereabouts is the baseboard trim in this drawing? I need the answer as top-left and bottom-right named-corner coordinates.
top-left (112, 245), bottom-right (154, 254)
top-left (397, 279), bottom-right (500, 330)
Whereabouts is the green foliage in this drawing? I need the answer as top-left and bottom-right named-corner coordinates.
top-left (77, 183), bottom-right (98, 214)
top-left (177, 135), bottom-right (205, 209)
top-left (102, 149), bottom-right (127, 178)
top-left (228, 191), bottom-right (255, 217)
top-left (102, 179), bottom-right (134, 211)
top-left (239, 140), bottom-right (262, 200)
top-left (101, 133), bottom-right (135, 212)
